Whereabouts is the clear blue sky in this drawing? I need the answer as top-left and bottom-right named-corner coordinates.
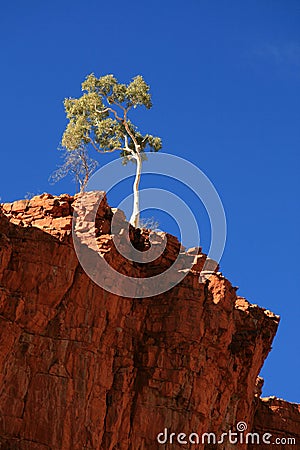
top-left (1, 1), bottom-right (299, 402)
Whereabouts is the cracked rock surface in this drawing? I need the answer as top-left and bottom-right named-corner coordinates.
top-left (0, 193), bottom-right (298, 449)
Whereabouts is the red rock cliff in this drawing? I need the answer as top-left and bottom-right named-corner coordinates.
top-left (0, 193), bottom-right (298, 450)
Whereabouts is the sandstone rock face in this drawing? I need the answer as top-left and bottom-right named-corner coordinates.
top-left (249, 397), bottom-right (300, 449)
top-left (0, 193), bottom-right (298, 449)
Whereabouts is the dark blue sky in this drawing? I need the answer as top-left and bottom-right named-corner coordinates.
top-left (1, 1), bottom-right (299, 402)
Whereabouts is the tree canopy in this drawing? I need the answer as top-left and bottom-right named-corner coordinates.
top-left (61, 74), bottom-right (162, 162)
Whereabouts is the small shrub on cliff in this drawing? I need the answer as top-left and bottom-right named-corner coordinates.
top-left (49, 146), bottom-right (98, 193)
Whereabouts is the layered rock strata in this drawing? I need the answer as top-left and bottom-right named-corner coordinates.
top-left (0, 193), bottom-right (298, 450)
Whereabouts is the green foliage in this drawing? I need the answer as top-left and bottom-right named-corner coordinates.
top-left (57, 73), bottom-right (162, 227)
top-left (61, 73), bottom-right (162, 159)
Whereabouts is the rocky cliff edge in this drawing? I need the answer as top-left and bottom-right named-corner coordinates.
top-left (0, 192), bottom-right (298, 449)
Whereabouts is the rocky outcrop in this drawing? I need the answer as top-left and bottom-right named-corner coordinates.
top-left (0, 193), bottom-right (298, 449)
top-left (249, 397), bottom-right (300, 449)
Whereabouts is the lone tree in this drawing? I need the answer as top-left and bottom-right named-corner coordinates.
top-left (61, 73), bottom-right (162, 227)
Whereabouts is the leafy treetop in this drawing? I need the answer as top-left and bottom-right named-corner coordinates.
top-left (61, 74), bottom-right (162, 161)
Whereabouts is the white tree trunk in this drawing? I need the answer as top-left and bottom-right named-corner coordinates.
top-left (130, 152), bottom-right (142, 227)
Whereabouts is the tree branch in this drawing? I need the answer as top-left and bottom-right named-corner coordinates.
top-left (109, 99), bottom-right (126, 113)
top-left (88, 137), bottom-right (124, 154)
top-left (123, 110), bottom-right (140, 153)
top-left (94, 105), bottom-right (123, 122)
top-left (124, 135), bottom-right (136, 158)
